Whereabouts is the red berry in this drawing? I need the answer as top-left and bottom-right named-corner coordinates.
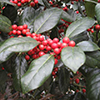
top-left (17, 30), bottom-right (21, 35)
top-left (12, 24), bottom-right (17, 30)
top-left (75, 78), bottom-right (79, 84)
top-left (17, 2), bottom-right (22, 7)
top-left (32, 54), bottom-right (37, 59)
top-left (49, 1), bottom-right (53, 4)
top-left (13, 0), bottom-right (18, 4)
top-left (54, 59), bottom-right (58, 65)
top-left (62, 37), bottom-right (70, 44)
top-left (48, 40), bottom-right (53, 46)
top-left (53, 38), bottom-right (59, 43)
top-left (61, 43), bottom-right (68, 49)
top-left (51, 43), bottom-right (58, 49)
top-left (52, 71), bottom-right (56, 76)
top-left (34, 0), bottom-right (38, 4)
top-left (25, 55), bottom-right (30, 60)
top-left (68, 41), bottom-right (75, 47)
top-left (54, 48), bottom-right (60, 54)
top-left (82, 89), bottom-right (86, 93)
top-left (54, 67), bottom-right (58, 72)
top-left (21, 0), bottom-right (25, 3)
top-left (95, 24), bottom-right (100, 30)
top-left (57, 42), bottom-right (62, 48)
top-left (98, 0), bottom-right (100, 3)
top-left (23, 24), bottom-right (28, 29)
top-left (17, 26), bottom-right (23, 30)
top-left (39, 35), bottom-right (44, 41)
top-left (39, 51), bottom-right (45, 57)
top-left (12, 30), bottom-right (17, 35)
top-left (76, 89), bottom-right (79, 93)
top-left (22, 29), bottom-right (27, 35)
top-left (39, 44), bottom-right (45, 50)
top-left (2, 67), bottom-right (4, 70)
top-left (76, 11), bottom-right (79, 14)
top-left (30, 2), bottom-right (35, 7)
top-left (90, 29), bottom-right (94, 33)
top-left (46, 46), bottom-right (51, 51)
top-left (42, 40), bottom-right (48, 46)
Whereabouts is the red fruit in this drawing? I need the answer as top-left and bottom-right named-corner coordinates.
top-left (23, 24), bottom-right (28, 29)
top-left (18, 35), bottom-right (23, 37)
top-left (98, 0), bottom-right (100, 3)
top-left (22, 29), bottom-right (27, 35)
top-left (54, 59), bottom-right (58, 65)
top-left (26, 32), bottom-right (31, 36)
top-left (63, 6), bottom-right (68, 11)
top-left (30, 2), bottom-right (35, 7)
top-left (75, 78), bottom-right (79, 84)
top-left (34, 0), bottom-right (38, 4)
top-left (68, 41), bottom-right (75, 47)
top-left (39, 51), bottom-right (45, 57)
top-left (21, 0), bottom-right (25, 3)
top-left (48, 40), bottom-right (53, 46)
top-left (95, 24), bottom-right (100, 30)
top-left (54, 67), bottom-right (58, 72)
top-left (13, 0), bottom-right (18, 4)
top-left (12, 30), bottom-right (17, 35)
top-left (76, 11), bottom-right (79, 14)
top-left (39, 35), bottom-right (44, 41)
top-left (51, 43), bottom-right (58, 49)
top-left (42, 40), bottom-right (48, 46)
top-left (25, 55), bottom-right (30, 60)
top-left (53, 38), bottom-right (59, 43)
top-left (39, 44), bottom-right (45, 50)
top-left (12, 24), bottom-right (17, 30)
top-left (82, 89), bottom-right (86, 93)
top-left (17, 30), bottom-right (21, 35)
top-left (10, 36), bottom-right (14, 38)
top-left (90, 29), bottom-right (94, 33)
top-left (17, 26), bottom-right (23, 30)
top-left (54, 48), bottom-right (60, 54)
top-left (61, 43), bottom-right (68, 49)
top-left (2, 67), bottom-right (4, 70)
top-left (62, 37), bottom-right (70, 44)
top-left (57, 42), bottom-right (62, 48)
top-left (32, 54), bottom-right (37, 59)
top-left (52, 71), bottom-right (56, 76)
top-left (17, 2), bottom-right (22, 7)
top-left (46, 46), bottom-right (51, 51)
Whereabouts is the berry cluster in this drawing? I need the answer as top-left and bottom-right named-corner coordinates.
top-left (52, 67), bottom-right (58, 78)
top-left (87, 26), bottom-right (94, 33)
top-left (10, 0), bottom-right (38, 7)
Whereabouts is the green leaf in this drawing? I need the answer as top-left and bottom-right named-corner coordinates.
top-left (0, 70), bottom-right (8, 93)
top-left (58, 67), bottom-right (70, 94)
top-left (12, 55), bottom-right (28, 91)
top-left (61, 47), bottom-right (86, 73)
top-left (0, 15), bottom-right (11, 33)
top-left (0, 0), bottom-right (16, 6)
top-left (77, 41), bottom-right (99, 52)
top-left (0, 37), bottom-right (39, 63)
top-left (85, 51), bottom-right (100, 68)
top-left (21, 54), bottom-right (54, 93)
top-left (85, 0), bottom-right (96, 18)
top-left (95, 3), bottom-right (100, 24)
top-left (65, 17), bottom-right (95, 38)
top-left (61, 10), bottom-right (75, 22)
top-left (86, 68), bottom-right (100, 100)
top-left (3, 5), bottom-right (17, 24)
top-left (19, 7), bottom-right (42, 32)
top-left (33, 8), bottom-right (63, 34)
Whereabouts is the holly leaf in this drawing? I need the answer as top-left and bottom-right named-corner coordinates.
top-left (21, 54), bottom-right (54, 93)
top-left (61, 47), bottom-right (86, 73)
top-left (95, 3), bottom-right (100, 24)
top-left (86, 68), bottom-right (100, 100)
top-left (3, 5), bottom-right (17, 23)
top-left (77, 41), bottom-right (99, 52)
top-left (0, 15), bottom-right (11, 33)
top-left (0, 37), bottom-right (39, 63)
top-left (33, 7), bottom-right (63, 34)
top-left (12, 55), bottom-right (28, 91)
top-left (65, 17), bottom-right (95, 38)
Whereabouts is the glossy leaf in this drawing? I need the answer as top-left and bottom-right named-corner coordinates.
top-left (85, 51), bottom-right (100, 68)
top-left (21, 54), bottom-right (54, 93)
top-left (86, 68), bottom-right (100, 100)
top-left (0, 15), bottom-right (11, 33)
top-left (12, 55), bottom-right (28, 91)
top-left (33, 8), bottom-right (63, 34)
top-left (61, 47), bottom-right (86, 73)
top-left (58, 67), bottom-right (70, 94)
top-left (65, 17), bottom-right (95, 38)
top-left (61, 10), bottom-right (75, 22)
top-left (0, 37), bottom-right (39, 63)
top-left (3, 5), bottom-right (17, 23)
top-left (95, 3), bottom-right (100, 24)
top-left (77, 41), bottom-right (99, 52)
top-left (0, 0), bottom-right (16, 6)
top-left (19, 7), bottom-right (42, 32)
top-left (85, 1), bottom-right (96, 18)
